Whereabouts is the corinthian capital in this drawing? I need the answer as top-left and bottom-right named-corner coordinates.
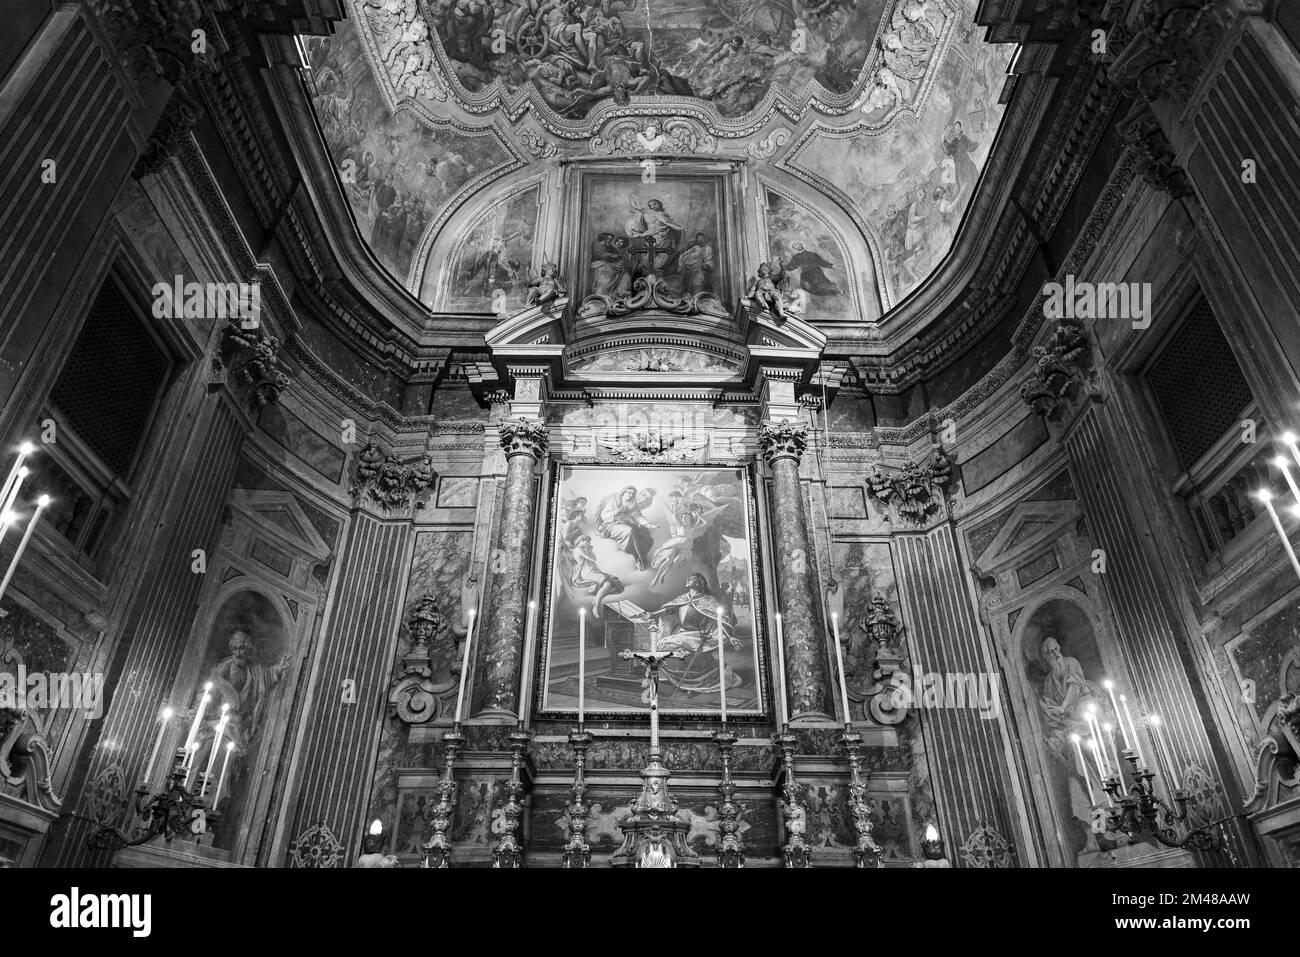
top-left (758, 420), bottom-right (808, 464)
top-left (499, 417), bottom-right (549, 459)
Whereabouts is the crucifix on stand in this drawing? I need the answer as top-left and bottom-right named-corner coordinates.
top-left (608, 643), bottom-right (700, 868)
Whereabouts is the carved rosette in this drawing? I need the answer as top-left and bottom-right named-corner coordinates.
top-left (760, 420), bottom-right (833, 721)
top-left (473, 421), bottom-right (548, 718)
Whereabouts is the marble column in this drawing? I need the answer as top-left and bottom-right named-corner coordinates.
top-left (471, 417), bottom-right (548, 720)
top-left (759, 419), bottom-right (834, 722)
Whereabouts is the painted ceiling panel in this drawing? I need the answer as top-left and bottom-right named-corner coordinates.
top-left (305, 0), bottom-right (1014, 314)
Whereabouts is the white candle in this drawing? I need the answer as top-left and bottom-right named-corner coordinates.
top-left (1257, 491), bottom-right (1300, 582)
top-left (1070, 733), bottom-right (1096, 805)
top-left (0, 443), bottom-right (33, 507)
top-left (1102, 680), bottom-right (1130, 750)
top-left (1273, 456), bottom-right (1300, 508)
top-left (0, 495), bottom-right (48, 602)
top-left (142, 707), bottom-right (173, 785)
top-left (1119, 694), bottom-right (1146, 766)
top-left (183, 742), bottom-right (200, 788)
top-left (1149, 714), bottom-right (1182, 791)
top-left (831, 612), bottom-right (851, 727)
top-left (454, 608), bottom-right (475, 724)
top-left (1088, 739), bottom-right (1113, 804)
top-left (717, 606), bottom-right (726, 723)
top-left (1104, 723), bottom-right (1127, 794)
top-left (213, 741), bottom-right (235, 809)
top-left (184, 682), bottom-right (213, 756)
top-left (1, 466), bottom-right (28, 515)
top-left (578, 607), bottom-right (586, 726)
top-left (1284, 432), bottom-right (1300, 476)
top-left (201, 706), bottom-right (230, 795)
top-left (1085, 706), bottom-right (1108, 775)
top-left (774, 612), bottom-right (788, 726)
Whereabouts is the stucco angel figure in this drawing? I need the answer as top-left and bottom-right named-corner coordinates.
top-left (746, 262), bottom-right (789, 321)
top-left (525, 261), bottom-right (565, 308)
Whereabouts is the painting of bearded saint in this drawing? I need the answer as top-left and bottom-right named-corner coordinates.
top-left (1023, 599), bottom-right (1133, 865)
top-left (543, 465), bottom-right (763, 716)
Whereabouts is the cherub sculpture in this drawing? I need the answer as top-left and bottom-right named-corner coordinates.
top-left (525, 261), bottom-right (566, 308)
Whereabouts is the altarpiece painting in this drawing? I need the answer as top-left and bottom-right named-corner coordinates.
top-left (540, 465), bottom-right (765, 717)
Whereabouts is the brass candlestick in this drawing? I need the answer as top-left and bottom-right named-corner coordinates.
top-left (839, 724), bottom-right (882, 868)
top-left (493, 723), bottom-right (533, 868)
top-left (772, 724), bottom-right (811, 868)
top-left (562, 727), bottom-right (593, 868)
top-left (713, 729), bottom-right (745, 868)
top-left (421, 724), bottom-right (466, 868)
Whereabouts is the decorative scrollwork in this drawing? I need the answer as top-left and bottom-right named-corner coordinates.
top-left (757, 420), bottom-right (808, 464)
top-left (578, 274), bottom-right (728, 320)
top-left (388, 595), bottom-right (468, 726)
top-left (866, 444), bottom-right (954, 524)
top-left (350, 442), bottom-right (436, 512)
top-left (498, 417), bottom-right (549, 459)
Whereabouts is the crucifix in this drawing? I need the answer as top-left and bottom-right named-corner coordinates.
top-left (617, 645), bottom-right (688, 761)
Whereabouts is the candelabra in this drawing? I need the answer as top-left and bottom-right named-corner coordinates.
top-left (562, 727), bottom-right (592, 868)
top-left (772, 724), bottom-right (811, 868)
top-left (90, 747), bottom-right (220, 851)
top-left (421, 723), bottom-right (466, 868)
top-left (713, 729), bottom-right (745, 868)
top-left (839, 724), bottom-right (882, 868)
top-left (493, 723), bottom-right (533, 868)
top-left (1100, 749), bottom-right (1224, 852)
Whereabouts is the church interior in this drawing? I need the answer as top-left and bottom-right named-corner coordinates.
top-left (0, 0), bottom-right (1298, 872)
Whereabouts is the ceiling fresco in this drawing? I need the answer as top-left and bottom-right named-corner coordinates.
top-left (306, 0), bottom-right (1014, 315)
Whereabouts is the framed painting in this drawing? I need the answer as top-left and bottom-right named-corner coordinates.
top-left (566, 166), bottom-right (739, 305)
top-left (538, 464), bottom-right (766, 719)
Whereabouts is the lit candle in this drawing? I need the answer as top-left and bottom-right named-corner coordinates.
top-left (0, 443), bottom-right (34, 507)
top-left (1085, 705), bottom-right (1109, 775)
top-left (1070, 733), bottom-right (1096, 805)
top-left (183, 742), bottom-right (200, 788)
top-left (454, 609), bottom-right (475, 724)
top-left (578, 607), bottom-right (586, 726)
top-left (830, 612), bottom-right (851, 727)
top-left (1104, 723), bottom-right (1126, 794)
top-left (213, 741), bottom-right (235, 810)
top-left (1, 466), bottom-right (28, 515)
top-left (1255, 490), bottom-right (1300, 582)
top-left (142, 707), bottom-right (173, 786)
top-left (0, 494), bottom-right (49, 602)
top-left (1088, 739), bottom-right (1114, 805)
top-left (1149, 714), bottom-right (1182, 792)
top-left (717, 606), bottom-right (727, 723)
top-left (1283, 431), bottom-right (1300, 475)
top-left (1273, 456), bottom-right (1300, 508)
top-left (1102, 680), bottom-right (1130, 751)
top-left (525, 599), bottom-right (537, 645)
top-left (184, 683), bottom-right (213, 757)
top-left (1119, 694), bottom-right (1146, 766)
top-left (201, 705), bottom-right (230, 795)
top-left (774, 612), bottom-right (788, 726)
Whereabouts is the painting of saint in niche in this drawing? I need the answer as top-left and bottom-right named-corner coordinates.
top-left (579, 174), bottom-right (727, 301)
top-left (187, 590), bottom-right (293, 852)
top-left (1022, 598), bottom-right (1141, 866)
top-left (543, 465), bottom-right (763, 716)
top-left (444, 188), bottom-right (539, 312)
top-left (764, 190), bottom-right (853, 320)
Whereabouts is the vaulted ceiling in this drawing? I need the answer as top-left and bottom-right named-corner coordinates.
top-left (302, 0), bottom-right (1015, 321)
